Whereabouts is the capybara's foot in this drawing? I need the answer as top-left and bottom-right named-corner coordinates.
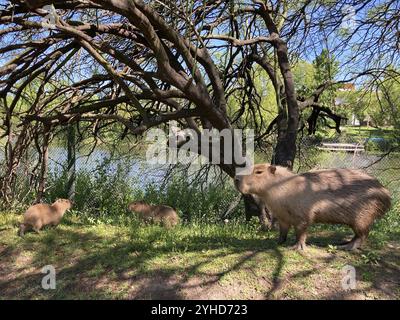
top-left (338, 243), bottom-right (359, 251)
top-left (291, 241), bottom-right (307, 250)
top-left (337, 236), bottom-right (365, 251)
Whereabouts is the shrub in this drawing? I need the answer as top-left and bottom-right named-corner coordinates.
top-left (46, 157), bottom-right (136, 219)
top-left (45, 159), bottom-right (242, 224)
top-left (133, 173), bottom-right (242, 223)
top-left (365, 137), bottom-right (392, 152)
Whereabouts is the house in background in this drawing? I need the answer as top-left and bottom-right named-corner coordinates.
top-left (339, 83), bottom-right (356, 91)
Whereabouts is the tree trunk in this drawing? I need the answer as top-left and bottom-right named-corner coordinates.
top-left (272, 43), bottom-right (299, 169)
top-left (36, 130), bottom-right (50, 203)
top-left (257, 5), bottom-right (300, 169)
top-left (66, 124), bottom-right (76, 201)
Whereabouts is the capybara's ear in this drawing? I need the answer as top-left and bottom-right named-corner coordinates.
top-left (269, 165), bottom-right (277, 174)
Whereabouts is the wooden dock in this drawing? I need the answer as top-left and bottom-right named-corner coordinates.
top-left (317, 143), bottom-right (365, 153)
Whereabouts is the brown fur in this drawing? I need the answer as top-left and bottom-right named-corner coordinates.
top-left (19, 199), bottom-right (73, 236)
top-left (128, 201), bottom-right (180, 228)
top-left (235, 164), bottom-right (391, 250)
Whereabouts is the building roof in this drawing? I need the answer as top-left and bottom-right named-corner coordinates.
top-left (340, 83), bottom-right (356, 91)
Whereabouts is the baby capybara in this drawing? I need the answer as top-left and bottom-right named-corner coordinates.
top-left (128, 201), bottom-right (179, 228)
top-left (19, 199), bottom-right (72, 236)
top-left (235, 164), bottom-right (391, 250)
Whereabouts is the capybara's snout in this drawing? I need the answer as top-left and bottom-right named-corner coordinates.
top-left (234, 175), bottom-right (249, 194)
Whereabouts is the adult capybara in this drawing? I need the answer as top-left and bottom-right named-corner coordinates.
top-left (235, 164), bottom-right (391, 250)
top-left (128, 201), bottom-right (179, 228)
top-left (19, 199), bottom-right (72, 236)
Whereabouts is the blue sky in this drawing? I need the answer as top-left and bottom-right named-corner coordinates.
top-left (0, 0), bottom-right (398, 89)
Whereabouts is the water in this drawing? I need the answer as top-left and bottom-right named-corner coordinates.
top-left (1, 145), bottom-right (399, 191)
top-left (47, 146), bottom-right (169, 187)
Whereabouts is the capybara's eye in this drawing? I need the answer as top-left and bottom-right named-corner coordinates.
top-left (255, 170), bottom-right (263, 175)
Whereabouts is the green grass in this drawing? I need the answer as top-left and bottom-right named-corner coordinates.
top-left (314, 125), bottom-right (398, 148)
top-left (343, 126), bottom-right (396, 140)
top-left (1, 204), bottom-right (399, 300)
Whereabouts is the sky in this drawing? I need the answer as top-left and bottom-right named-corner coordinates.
top-left (0, 0), bottom-right (399, 91)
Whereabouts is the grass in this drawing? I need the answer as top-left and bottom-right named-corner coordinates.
top-left (343, 126), bottom-right (396, 140)
top-left (314, 125), bottom-right (398, 147)
top-left (1, 204), bottom-right (399, 300)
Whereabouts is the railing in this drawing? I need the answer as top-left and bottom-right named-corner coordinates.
top-left (317, 143), bottom-right (365, 153)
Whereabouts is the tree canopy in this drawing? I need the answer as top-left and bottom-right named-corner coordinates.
top-left (0, 0), bottom-right (399, 202)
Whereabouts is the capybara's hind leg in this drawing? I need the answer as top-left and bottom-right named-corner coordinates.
top-left (338, 233), bottom-right (367, 251)
top-left (278, 222), bottom-right (291, 244)
top-left (338, 225), bottom-right (369, 250)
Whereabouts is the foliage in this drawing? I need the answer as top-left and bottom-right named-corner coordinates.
top-left (46, 157), bottom-right (136, 219)
top-left (293, 60), bottom-right (316, 97)
top-left (45, 158), bottom-right (241, 224)
top-left (364, 137), bottom-right (393, 152)
top-left (136, 175), bottom-right (241, 223)
top-left (375, 71), bottom-right (400, 128)
top-left (313, 49), bottom-right (340, 106)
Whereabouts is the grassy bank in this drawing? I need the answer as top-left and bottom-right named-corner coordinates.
top-left (1, 204), bottom-right (399, 300)
top-left (343, 126), bottom-right (396, 140)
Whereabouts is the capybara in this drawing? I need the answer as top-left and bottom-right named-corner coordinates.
top-left (19, 199), bottom-right (72, 236)
top-left (128, 201), bottom-right (179, 228)
top-left (235, 164), bottom-right (391, 250)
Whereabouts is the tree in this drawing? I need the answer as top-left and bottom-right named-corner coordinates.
top-left (313, 49), bottom-right (339, 108)
top-left (0, 0), bottom-right (399, 217)
top-left (375, 70), bottom-right (400, 128)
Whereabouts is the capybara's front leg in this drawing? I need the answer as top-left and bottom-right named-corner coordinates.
top-left (278, 222), bottom-right (290, 244)
top-left (259, 208), bottom-right (272, 231)
top-left (291, 224), bottom-right (308, 250)
top-left (32, 225), bottom-right (41, 234)
top-left (19, 223), bottom-right (28, 237)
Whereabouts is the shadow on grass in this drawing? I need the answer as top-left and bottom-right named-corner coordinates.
top-left (0, 224), bottom-right (399, 300)
top-left (0, 226), bottom-right (277, 299)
